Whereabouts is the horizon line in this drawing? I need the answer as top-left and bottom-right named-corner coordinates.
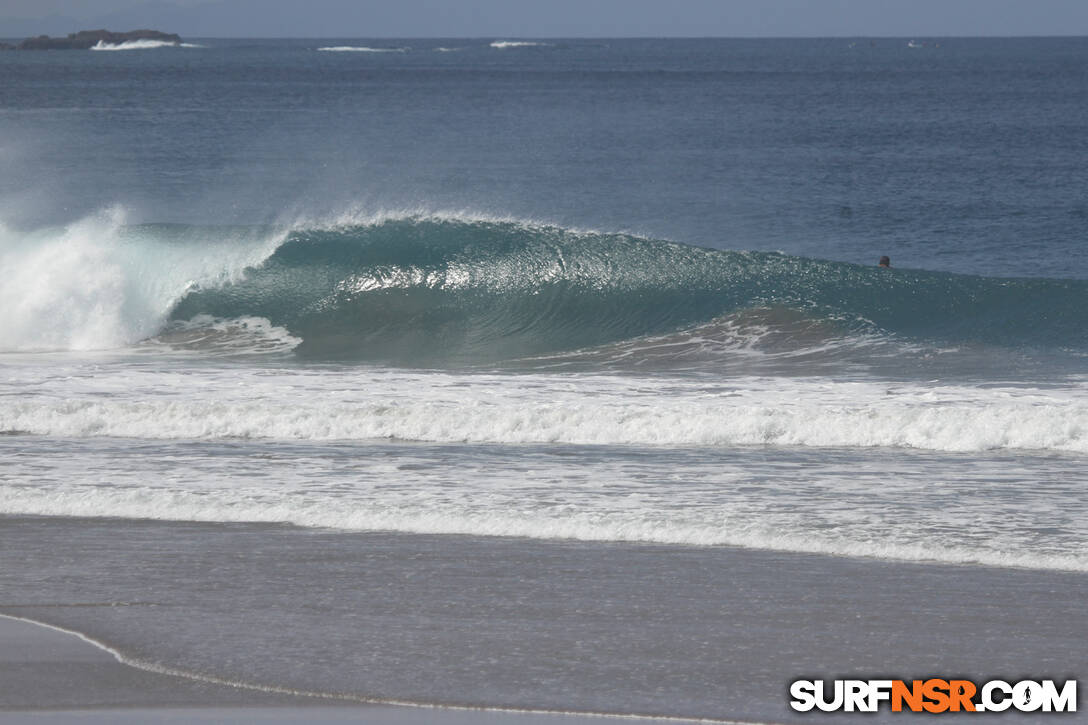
top-left (4, 32), bottom-right (1088, 40)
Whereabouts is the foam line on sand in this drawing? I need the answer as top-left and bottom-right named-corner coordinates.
top-left (0, 614), bottom-right (758, 724)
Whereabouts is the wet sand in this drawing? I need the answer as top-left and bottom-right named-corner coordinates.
top-left (0, 614), bottom-right (724, 724)
top-left (1, 517), bottom-right (1085, 723)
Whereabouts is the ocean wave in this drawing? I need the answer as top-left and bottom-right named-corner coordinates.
top-left (490, 41), bottom-right (550, 49)
top-left (317, 46), bottom-right (409, 53)
top-left (167, 214), bottom-right (1088, 364)
top-left (0, 210), bottom-right (284, 352)
top-left (4, 384), bottom-right (1087, 453)
top-left (1, 484), bottom-right (1083, 572)
top-left (90, 39), bottom-right (189, 51)
top-left (4, 209), bottom-right (1088, 363)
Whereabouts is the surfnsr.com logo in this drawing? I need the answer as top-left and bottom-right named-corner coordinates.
top-left (789, 679), bottom-right (1077, 713)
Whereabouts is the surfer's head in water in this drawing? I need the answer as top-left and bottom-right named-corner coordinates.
top-left (878, 256), bottom-right (891, 268)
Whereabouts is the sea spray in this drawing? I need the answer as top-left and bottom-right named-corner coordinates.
top-left (0, 210), bottom-right (285, 352)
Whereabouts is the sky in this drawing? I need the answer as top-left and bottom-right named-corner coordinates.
top-left (3, 0), bottom-right (1088, 38)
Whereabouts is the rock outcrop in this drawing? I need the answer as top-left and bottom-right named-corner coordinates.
top-left (17, 29), bottom-right (181, 50)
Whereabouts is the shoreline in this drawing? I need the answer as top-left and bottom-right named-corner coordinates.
top-left (2, 517), bottom-right (1083, 723)
top-left (0, 614), bottom-right (739, 724)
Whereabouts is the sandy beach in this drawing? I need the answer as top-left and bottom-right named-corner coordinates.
top-left (2, 516), bottom-right (1085, 723)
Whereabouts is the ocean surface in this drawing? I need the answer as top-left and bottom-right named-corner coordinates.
top-left (1, 37), bottom-right (1086, 722)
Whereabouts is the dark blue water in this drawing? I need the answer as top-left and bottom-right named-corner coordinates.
top-left (2, 37), bottom-right (1086, 279)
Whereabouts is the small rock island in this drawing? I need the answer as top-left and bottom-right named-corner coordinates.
top-left (5, 29), bottom-right (182, 50)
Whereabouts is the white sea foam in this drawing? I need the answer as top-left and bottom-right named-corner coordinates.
top-left (2, 358), bottom-right (1085, 572)
top-left (146, 315), bottom-right (301, 356)
top-left (2, 363), bottom-right (1086, 453)
top-left (490, 41), bottom-right (550, 49)
top-left (317, 46), bottom-right (409, 53)
top-left (90, 39), bottom-right (190, 51)
top-left (4, 396), bottom-right (1082, 451)
top-left (0, 209), bottom-right (284, 352)
top-left (1, 470), bottom-right (1083, 573)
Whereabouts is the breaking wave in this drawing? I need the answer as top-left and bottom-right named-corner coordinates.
top-left (490, 41), bottom-right (551, 49)
top-left (3, 210), bottom-right (1087, 366)
top-left (317, 46), bottom-right (409, 53)
top-left (4, 382), bottom-right (1088, 452)
top-left (0, 209), bottom-right (283, 352)
top-left (3, 484), bottom-right (1083, 571)
top-left (166, 215), bottom-right (1088, 365)
top-left (90, 39), bottom-right (198, 50)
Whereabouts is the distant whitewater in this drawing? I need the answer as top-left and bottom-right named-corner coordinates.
top-left (90, 39), bottom-right (200, 50)
top-left (490, 41), bottom-right (551, 49)
top-left (317, 46), bottom-right (409, 53)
